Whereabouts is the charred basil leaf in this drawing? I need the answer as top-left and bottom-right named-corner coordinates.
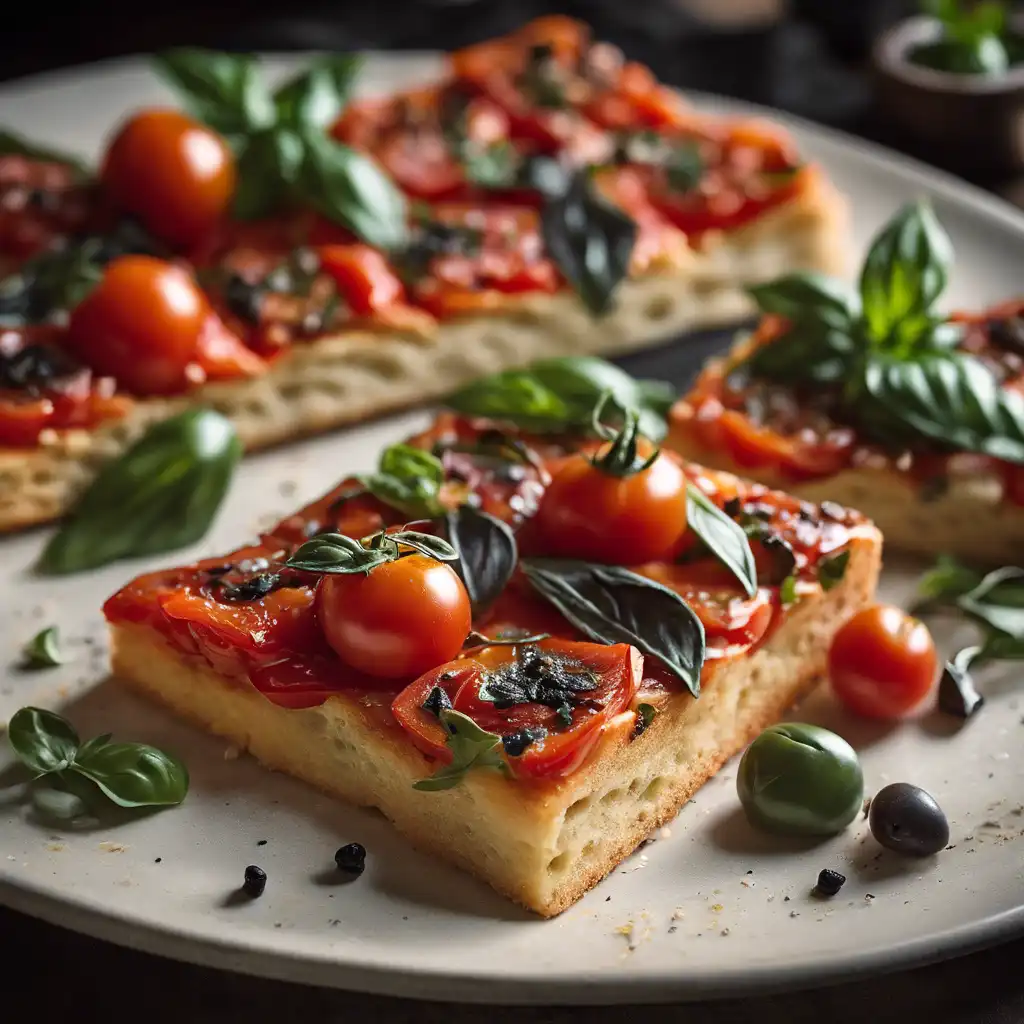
top-left (412, 710), bottom-right (509, 791)
top-left (938, 645), bottom-right (986, 719)
top-left (38, 408), bottom-right (241, 575)
top-left (443, 506), bottom-right (518, 616)
top-left (540, 171), bottom-right (637, 316)
top-left (215, 572), bottom-right (303, 603)
top-left (502, 726), bottom-right (547, 757)
top-left (21, 626), bottom-right (63, 669)
top-left (818, 549), bottom-right (851, 592)
top-left (685, 486), bottom-right (757, 597)
top-left (520, 558), bottom-right (706, 696)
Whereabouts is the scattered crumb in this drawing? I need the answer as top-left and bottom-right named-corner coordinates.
top-left (99, 842), bottom-right (127, 854)
top-left (257, 840), bottom-right (268, 847)
top-left (46, 843), bottom-right (64, 853)
top-left (720, 928), bottom-right (730, 937)
top-left (605, 896), bottom-right (611, 902)
top-left (274, 923), bottom-right (282, 929)
top-left (789, 911), bottom-right (800, 918)
top-left (745, 869), bottom-right (753, 875)
top-left (223, 745), bottom-right (242, 761)
top-left (783, 896), bottom-right (791, 902)
top-left (668, 926), bottom-right (678, 935)
top-left (741, 879), bottom-right (753, 888)
top-left (711, 903), bottom-right (724, 912)
top-left (659, 827), bottom-right (671, 840)
top-left (329, 919), bottom-right (341, 927)
top-left (671, 907), bottom-right (684, 921)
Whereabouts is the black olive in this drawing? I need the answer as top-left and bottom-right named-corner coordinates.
top-left (868, 783), bottom-right (949, 857)
top-left (335, 843), bottom-right (366, 876)
top-left (223, 273), bottom-right (265, 324)
top-left (814, 868), bottom-right (846, 897)
top-left (242, 864), bottom-right (267, 897)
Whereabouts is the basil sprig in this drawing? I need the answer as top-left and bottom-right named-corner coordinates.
top-left (360, 443), bottom-right (446, 520)
top-left (285, 529), bottom-right (456, 574)
top-left (520, 558), bottom-right (706, 695)
top-left (38, 408), bottom-right (241, 575)
top-left (685, 487), bottom-right (757, 597)
top-left (413, 709), bottom-right (509, 792)
top-left (21, 627), bottom-right (63, 669)
top-left (740, 201), bottom-right (1024, 464)
top-left (445, 355), bottom-right (675, 442)
top-left (443, 506), bottom-right (517, 616)
top-left (154, 51), bottom-right (407, 250)
top-left (6, 707), bottom-right (188, 812)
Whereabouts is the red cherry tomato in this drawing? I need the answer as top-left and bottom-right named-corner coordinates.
top-left (392, 639), bottom-right (641, 779)
top-left (317, 555), bottom-right (472, 679)
top-left (66, 255), bottom-right (262, 395)
top-left (828, 605), bottom-right (939, 719)
top-left (535, 447), bottom-right (689, 564)
top-left (101, 108), bottom-right (236, 250)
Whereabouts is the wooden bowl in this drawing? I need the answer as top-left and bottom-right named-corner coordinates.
top-left (872, 14), bottom-right (1024, 174)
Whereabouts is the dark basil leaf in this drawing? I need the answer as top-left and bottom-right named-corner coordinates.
top-left (300, 131), bottom-right (408, 250)
top-left (741, 320), bottom-right (858, 385)
top-left (520, 558), bottom-right (706, 695)
top-left (0, 129), bottom-right (91, 181)
top-left (633, 702), bottom-right (658, 737)
top-left (860, 352), bottom-right (1024, 464)
top-left (665, 141), bottom-right (704, 193)
top-left (541, 172), bottom-right (636, 316)
top-left (216, 572), bottom-right (300, 603)
top-left (285, 533), bottom-right (390, 574)
top-left (818, 549), bottom-right (850, 592)
top-left (389, 530), bottom-right (458, 562)
top-left (502, 727), bottom-right (547, 757)
top-left (233, 129), bottom-right (304, 220)
top-left (38, 408), bottom-right (242, 574)
top-left (518, 155), bottom-right (571, 197)
top-left (412, 710), bottom-right (508, 791)
top-left (273, 55), bottom-right (362, 130)
top-left (21, 626), bottom-right (63, 669)
top-left (153, 50), bottom-right (275, 135)
top-left (938, 645), bottom-right (986, 719)
top-left (444, 506), bottom-right (518, 615)
top-left (859, 201), bottom-right (953, 348)
top-left (958, 566), bottom-right (1024, 640)
top-left (363, 443), bottom-right (445, 519)
top-left (7, 707), bottom-right (79, 775)
top-left (685, 486), bottom-right (757, 597)
top-left (748, 272), bottom-right (861, 331)
top-left (73, 741), bottom-right (189, 808)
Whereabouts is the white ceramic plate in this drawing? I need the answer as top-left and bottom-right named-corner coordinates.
top-left (1, 53), bottom-right (1024, 1006)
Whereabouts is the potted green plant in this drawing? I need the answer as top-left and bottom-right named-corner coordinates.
top-left (873, 0), bottom-right (1024, 173)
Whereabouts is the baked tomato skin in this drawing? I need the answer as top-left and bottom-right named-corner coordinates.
top-left (65, 255), bottom-right (263, 395)
top-left (317, 555), bottom-right (472, 679)
top-left (101, 108), bottom-right (236, 249)
top-left (392, 639), bottom-right (642, 780)
top-left (535, 444), bottom-right (689, 564)
top-left (828, 605), bottom-right (938, 719)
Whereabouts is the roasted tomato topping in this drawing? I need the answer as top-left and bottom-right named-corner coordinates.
top-left (392, 638), bottom-right (641, 779)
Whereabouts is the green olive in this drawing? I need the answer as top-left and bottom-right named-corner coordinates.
top-left (737, 723), bottom-right (864, 837)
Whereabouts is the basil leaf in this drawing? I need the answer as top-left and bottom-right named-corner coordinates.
top-left (685, 486), bottom-right (757, 597)
top-left (520, 558), bottom-right (706, 695)
top-left (6, 707), bottom-right (79, 776)
top-left (445, 372), bottom-right (573, 432)
top-left (0, 129), bottom-right (91, 181)
top-left (938, 645), bottom-right (986, 719)
top-left (388, 530), bottom-right (458, 563)
top-left (860, 352), bottom-right (1024, 464)
top-left (412, 710), bottom-right (508, 791)
top-left (300, 131), bottom-right (408, 251)
top-left (77, 733), bottom-right (113, 762)
top-left (748, 273), bottom-right (861, 331)
top-left (38, 408), bottom-right (242, 574)
top-left (859, 201), bottom-right (953, 349)
top-left (285, 532), bottom-right (390, 574)
top-left (634, 702), bottom-right (658, 737)
top-left (273, 55), bottom-right (362, 130)
top-left (444, 506), bottom-right (518, 616)
top-left (779, 575), bottom-right (798, 605)
top-left (363, 443), bottom-right (445, 519)
top-left (154, 50), bottom-right (274, 135)
top-left (73, 741), bottom-right (189, 808)
top-left (21, 626), bottom-right (63, 669)
top-left (741, 320), bottom-right (858, 385)
top-left (462, 141), bottom-right (520, 189)
top-left (665, 141), bottom-right (704, 193)
top-left (233, 129), bottom-right (304, 220)
top-left (818, 549), bottom-right (850, 591)
top-left (958, 566), bottom-right (1024, 640)
top-left (916, 555), bottom-right (983, 605)
top-left (541, 171), bottom-right (636, 316)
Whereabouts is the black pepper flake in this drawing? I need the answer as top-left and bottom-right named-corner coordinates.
top-left (335, 843), bottom-right (366, 876)
top-left (421, 685), bottom-right (453, 718)
top-left (154, 857), bottom-right (162, 864)
top-left (257, 839), bottom-right (268, 847)
top-left (865, 893), bottom-right (875, 900)
top-left (502, 726), bottom-right (547, 757)
top-left (814, 869), bottom-right (846, 898)
top-left (243, 865), bottom-right (267, 898)
top-left (783, 896), bottom-right (791, 902)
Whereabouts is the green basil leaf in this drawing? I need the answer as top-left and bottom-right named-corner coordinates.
top-left (462, 140), bottom-right (521, 189)
top-left (443, 506), bottom-right (518, 616)
top-left (274, 55), bottom-right (362, 130)
top-left (685, 486), bottom-right (757, 597)
top-left (77, 733), bottom-right (113, 762)
top-left (541, 171), bottom-right (636, 316)
top-left (388, 530), bottom-right (458, 563)
top-left (73, 741), bottom-right (189, 808)
top-left (38, 408), bottom-right (242, 574)
top-left (916, 555), bottom-right (984, 605)
top-left (21, 626), bottom-right (63, 669)
top-left (748, 272), bottom-right (861, 331)
top-left (285, 532), bottom-right (390, 574)
top-left (362, 443), bottom-right (445, 519)
top-left (300, 131), bottom-right (408, 250)
top-left (860, 352), bottom-right (1024, 464)
top-left (233, 129), bottom-right (304, 220)
top-left (779, 575), bottom-right (798, 605)
top-left (818, 549), bottom-right (850, 591)
top-left (635, 702), bottom-right (658, 736)
top-left (520, 558), bottom-right (706, 696)
top-left (0, 129), bottom-right (91, 181)
top-left (445, 372), bottom-right (573, 432)
top-left (7, 707), bottom-right (79, 775)
top-left (665, 141), bottom-right (704, 193)
top-left (412, 709), bottom-right (509, 791)
top-left (154, 50), bottom-right (274, 134)
top-left (958, 566), bottom-right (1024, 640)
top-left (740, 320), bottom-right (859, 385)
top-left (859, 201), bottom-right (953, 348)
